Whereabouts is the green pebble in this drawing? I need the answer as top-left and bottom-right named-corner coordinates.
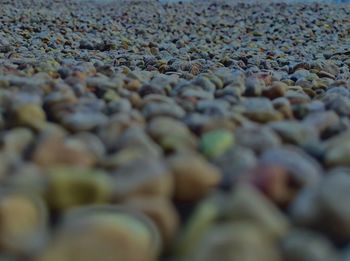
top-left (200, 130), bottom-right (234, 159)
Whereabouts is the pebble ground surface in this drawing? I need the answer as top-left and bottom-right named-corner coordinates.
top-left (2, 0), bottom-right (350, 260)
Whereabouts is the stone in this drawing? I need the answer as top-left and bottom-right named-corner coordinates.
top-left (111, 158), bottom-right (174, 200)
top-left (61, 111), bottom-right (108, 132)
top-left (291, 173), bottom-right (350, 242)
top-left (262, 81), bottom-right (287, 99)
top-left (260, 146), bottom-right (322, 188)
top-left (235, 125), bottom-right (281, 154)
top-left (124, 196), bottom-right (179, 249)
top-left (244, 77), bottom-right (265, 97)
top-left (1, 128), bottom-right (34, 156)
top-left (247, 164), bottom-right (295, 206)
top-left (214, 145), bottom-right (257, 187)
top-left (147, 117), bottom-right (197, 152)
top-left (269, 120), bottom-right (319, 145)
top-left (31, 133), bottom-right (97, 168)
top-left (45, 167), bottom-right (113, 211)
top-left (0, 191), bottom-right (47, 253)
top-left (242, 98), bottom-right (283, 123)
top-left (39, 206), bottom-right (160, 261)
top-left (281, 229), bottom-right (338, 261)
top-left (199, 129), bottom-right (234, 159)
top-left (186, 222), bottom-right (281, 261)
top-left (11, 104), bottom-right (46, 130)
top-left (167, 152), bottom-right (221, 202)
top-left (222, 184), bottom-right (289, 240)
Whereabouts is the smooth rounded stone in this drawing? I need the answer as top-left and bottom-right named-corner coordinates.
top-left (321, 94), bottom-right (350, 116)
top-left (295, 79), bottom-right (314, 90)
top-left (45, 167), bottom-right (113, 211)
top-left (199, 129), bottom-right (234, 159)
top-left (319, 62), bottom-right (340, 77)
top-left (247, 164), bottom-right (295, 206)
top-left (184, 112), bottom-right (236, 134)
top-left (102, 89), bottom-right (120, 103)
top-left (272, 97), bottom-right (293, 119)
top-left (11, 92), bottom-right (43, 107)
top-left (106, 98), bottom-right (131, 114)
top-left (268, 121), bottom-right (319, 145)
top-left (61, 111), bottom-right (108, 132)
top-left (139, 83), bottom-right (167, 96)
top-left (317, 71), bottom-right (335, 80)
top-left (11, 103), bottom-right (46, 130)
top-left (324, 140), bottom-right (350, 167)
top-left (147, 117), bottom-right (197, 151)
top-left (124, 196), bottom-right (179, 249)
top-left (242, 97), bottom-right (283, 123)
top-left (176, 193), bottom-right (224, 256)
top-left (31, 133), bottom-right (97, 168)
top-left (4, 164), bottom-right (46, 195)
top-left (100, 147), bottom-right (150, 170)
top-left (222, 184), bottom-right (289, 240)
top-left (44, 86), bottom-right (77, 108)
top-left (70, 132), bottom-right (106, 161)
top-left (319, 173), bottom-right (350, 240)
top-left (235, 125), bottom-right (281, 154)
top-left (167, 152), bottom-right (221, 202)
top-left (290, 69), bottom-right (311, 82)
top-left (285, 90), bottom-right (311, 105)
top-left (0, 37), bottom-right (12, 53)
top-left (141, 94), bottom-right (176, 106)
top-left (111, 158), bottom-right (174, 200)
top-left (326, 86), bottom-right (350, 97)
top-left (115, 126), bottom-right (162, 158)
top-left (291, 173), bottom-right (350, 242)
top-left (180, 88), bottom-right (214, 101)
top-left (201, 73), bottom-right (223, 89)
top-left (215, 85), bottom-right (243, 100)
top-left (322, 130), bottom-right (350, 151)
top-left (262, 81), bottom-right (287, 99)
top-left (148, 74), bottom-right (177, 92)
top-left (142, 102), bottom-right (185, 119)
top-left (0, 191), bottom-right (48, 254)
top-left (97, 111), bottom-right (145, 152)
top-left (213, 145), bottom-right (257, 185)
top-left (307, 100), bottom-right (326, 113)
top-left (191, 76), bottom-right (216, 92)
top-left (1, 128), bottom-right (34, 155)
top-left (260, 146), bottom-right (322, 188)
top-left (281, 229), bottom-right (338, 261)
top-left (214, 68), bottom-right (245, 88)
top-left (303, 111), bottom-right (340, 134)
top-left (39, 206), bottom-right (160, 261)
top-left (196, 99), bottom-right (230, 116)
top-left (124, 79), bottom-right (142, 92)
top-left (244, 76), bottom-right (265, 97)
top-left (185, 221), bottom-right (281, 261)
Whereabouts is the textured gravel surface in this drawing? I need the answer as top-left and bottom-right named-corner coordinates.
top-left (1, 0), bottom-right (350, 260)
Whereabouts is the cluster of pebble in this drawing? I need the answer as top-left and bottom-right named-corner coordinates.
top-left (1, 0), bottom-right (350, 260)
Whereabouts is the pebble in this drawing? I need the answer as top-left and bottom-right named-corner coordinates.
top-left (291, 172), bottom-right (350, 242)
top-left (281, 229), bottom-right (338, 261)
top-left (124, 196), bottom-right (179, 250)
top-left (39, 206), bottom-right (160, 261)
top-left (45, 167), bottom-right (113, 211)
top-left (167, 152), bottom-right (221, 202)
top-left (235, 125), bottom-right (281, 154)
top-left (242, 97), bottom-right (283, 123)
top-left (199, 129), bottom-right (234, 159)
top-left (260, 146), bottom-right (322, 188)
top-left (187, 222), bottom-right (281, 261)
